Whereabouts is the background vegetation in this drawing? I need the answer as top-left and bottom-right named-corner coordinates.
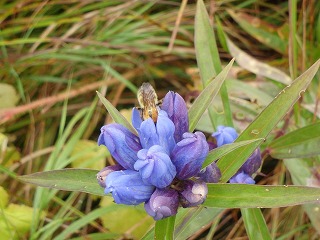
top-left (0, 0), bottom-right (319, 239)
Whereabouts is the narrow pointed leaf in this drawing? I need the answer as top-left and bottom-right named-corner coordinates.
top-left (18, 169), bottom-right (104, 196)
top-left (195, 0), bottom-right (221, 85)
top-left (241, 208), bottom-right (272, 240)
top-left (269, 122), bottom-right (320, 158)
top-left (96, 91), bottom-right (137, 135)
top-left (204, 184), bottom-right (320, 208)
top-left (217, 59), bottom-right (320, 182)
top-left (202, 138), bottom-right (264, 169)
top-left (155, 215), bottom-right (176, 240)
top-left (188, 59), bottom-right (234, 132)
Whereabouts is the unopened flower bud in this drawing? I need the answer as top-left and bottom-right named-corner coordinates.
top-left (240, 148), bottom-right (262, 175)
top-left (144, 188), bottom-right (179, 220)
top-left (105, 170), bottom-right (155, 205)
top-left (229, 172), bottom-right (255, 184)
top-left (134, 145), bottom-right (176, 188)
top-left (179, 180), bottom-right (208, 208)
top-left (212, 125), bottom-right (238, 147)
top-left (96, 164), bottom-right (124, 188)
top-left (98, 124), bottom-right (141, 170)
top-left (161, 91), bottom-right (189, 142)
top-left (172, 132), bottom-right (209, 180)
top-left (198, 162), bottom-right (221, 183)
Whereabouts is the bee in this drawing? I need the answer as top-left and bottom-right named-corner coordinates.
top-left (137, 82), bottom-right (160, 122)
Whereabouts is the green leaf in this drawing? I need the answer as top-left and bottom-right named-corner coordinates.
top-left (188, 59), bottom-right (234, 132)
top-left (96, 91), bottom-right (137, 135)
top-left (202, 139), bottom-right (264, 169)
top-left (155, 215), bottom-right (176, 240)
top-left (18, 169), bottom-right (104, 196)
top-left (195, 0), bottom-right (221, 85)
top-left (217, 59), bottom-right (320, 182)
top-left (269, 122), bottom-right (320, 158)
top-left (241, 208), bottom-right (272, 240)
top-left (204, 184), bottom-right (320, 208)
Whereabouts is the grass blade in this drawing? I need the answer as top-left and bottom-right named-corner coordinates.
top-left (241, 208), bottom-right (272, 240)
top-left (188, 59), bottom-right (234, 132)
top-left (195, 0), bottom-right (221, 85)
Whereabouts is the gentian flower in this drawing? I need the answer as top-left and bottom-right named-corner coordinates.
top-left (229, 172), bottom-right (255, 184)
top-left (197, 161), bottom-right (221, 183)
top-left (212, 125), bottom-right (238, 147)
top-left (144, 188), bottom-right (179, 220)
top-left (179, 180), bottom-right (208, 207)
top-left (172, 132), bottom-right (209, 180)
top-left (134, 145), bottom-right (176, 188)
top-left (105, 170), bottom-right (155, 205)
top-left (98, 124), bottom-right (141, 170)
top-left (161, 91), bottom-right (189, 142)
top-left (97, 85), bottom-right (221, 220)
top-left (96, 164), bottom-right (124, 188)
top-left (239, 148), bottom-right (262, 175)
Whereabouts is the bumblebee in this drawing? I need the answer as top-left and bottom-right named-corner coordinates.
top-left (137, 82), bottom-right (160, 122)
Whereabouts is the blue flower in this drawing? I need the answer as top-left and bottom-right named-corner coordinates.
top-left (229, 172), bottom-right (255, 184)
top-left (239, 148), bottom-right (262, 175)
top-left (197, 161), bottom-right (221, 183)
top-left (172, 132), bottom-right (209, 180)
top-left (212, 125), bottom-right (238, 147)
top-left (179, 180), bottom-right (208, 207)
top-left (98, 124), bottom-right (141, 170)
top-left (229, 148), bottom-right (261, 184)
top-left (105, 170), bottom-right (155, 205)
top-left (98, 88), bottom-right (220, 220)
top-left (133, 110), bottom-right (176, 155)
top-left (96, 164), bottom-right (124, 188)
top-left (144, 188), bottom-right (179, 220)
top-left (161, 91), bottom-right (189, 142)
top-left (134, 145), bottom-right (176, 189)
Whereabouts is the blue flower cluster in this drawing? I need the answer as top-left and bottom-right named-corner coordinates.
top-left (97, 89), bottom-right (262, 220)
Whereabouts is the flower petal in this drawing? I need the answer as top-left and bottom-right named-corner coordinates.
top-left (134, 145), bottom-right (176, 188)
top-left (98, 124), bottom-right (141, 170)
top-left (172, 132), bottom-right (209, 179)
top-left (105, 170), bottom-right (155, 205)
top-left (161, 91), bottom-right (189, 142)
